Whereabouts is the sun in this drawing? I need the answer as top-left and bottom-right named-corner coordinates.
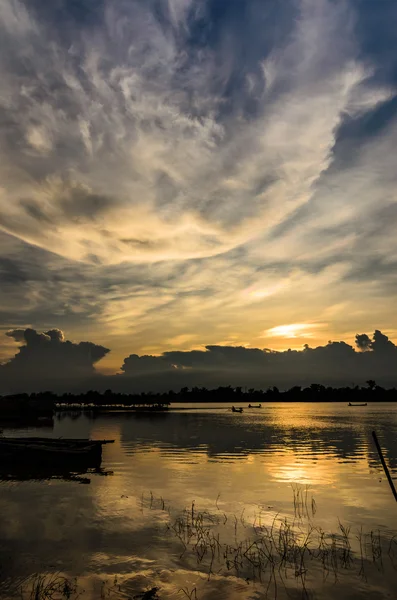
top-left (266, 323), bottom-right (318, 339)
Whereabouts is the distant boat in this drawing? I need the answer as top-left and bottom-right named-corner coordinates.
top-left (248, 404), bottom-right (262, 408)
top-left (348, 402), bottom-right (367, 407)
top-left (231, 406), bottom-right (243, 413)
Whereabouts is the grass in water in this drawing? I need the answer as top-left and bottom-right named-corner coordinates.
top-left (20, 574), bottom-right (79, 600)
top-left (144, 486), bottom-right (394, 595)
top-left (11, 486), bottom-right (397, 600)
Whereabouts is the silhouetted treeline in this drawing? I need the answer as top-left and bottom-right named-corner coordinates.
top-left (2, 380), bottom-right (397, 408)
top-left (1, 389), bottom-right (169, 409)
top-left (164, 381), bottom-right (397, 402)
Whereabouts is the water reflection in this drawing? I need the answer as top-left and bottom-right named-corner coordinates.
top-left (0, 404), bottom-right (397, 599)
top-left (0, 465), bottom-right (112, 484)
top-left (117, 406), bottom-right (397, 472)
top-left (0, 416), bottom-right (54, 430)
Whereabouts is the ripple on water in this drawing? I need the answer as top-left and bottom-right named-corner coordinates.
top-left (1, 403), bottom-right (397, 599)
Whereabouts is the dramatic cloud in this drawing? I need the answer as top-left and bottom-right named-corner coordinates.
top-left (1, 329), bottom-right (397, 392)
top-left (119, 330), bottom-right (397, 390)
top-left (1, 1), bottom-right (397, 373)
top-left (0, 0), bottom-right (394, 265)
top-left (0, 327), bottom-right (109, 392)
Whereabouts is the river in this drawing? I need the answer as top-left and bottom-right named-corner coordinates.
top-left (0, 402), bottom-right (397, 599)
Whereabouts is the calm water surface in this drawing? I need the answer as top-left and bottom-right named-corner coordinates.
top-left (1, 403), bottom-right (397, 599)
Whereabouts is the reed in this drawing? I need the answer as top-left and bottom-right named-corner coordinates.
top-left (14, 488), bottom-right (396, 600)
top-left (19, 574), bottom-right (79, 600)
top-left (143, 487), bottom-right (392, 595)
top-left (178, 587), bottom-right (198, 600)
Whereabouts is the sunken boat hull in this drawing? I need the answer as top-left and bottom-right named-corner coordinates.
top-left (0, 438), bottom-right (113, 469)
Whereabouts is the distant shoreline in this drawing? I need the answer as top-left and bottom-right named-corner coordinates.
top-left (1, 384), bottom-right (396, 419)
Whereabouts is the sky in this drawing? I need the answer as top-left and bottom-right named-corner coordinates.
top-left (1, 0), bottom-right (397, 391)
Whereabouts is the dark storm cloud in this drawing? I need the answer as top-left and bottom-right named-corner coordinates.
top-left (2, 328), bottom-right (397, 393)
top-left (121, 353), bottom-right (173, 375)
top-left (0, 327), bottom-right (109, 392)
top-left (120, 330), bottom-right (397, 390)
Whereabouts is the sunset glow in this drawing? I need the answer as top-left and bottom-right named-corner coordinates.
top-left (266, 324), bottom-right (320, 339)
top-left (1, 4), bottom-right (397, 600)
top-left (0, 0), bottom-right (397, 390)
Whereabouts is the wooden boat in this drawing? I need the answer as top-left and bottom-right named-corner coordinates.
top-left (248, 404), bottom-right (262, 408)
top-left (348, 402), bottom-right (367, 407)
top-left (0, 437), bottom-right (114, 467)
top-left (231, 406), bottom-right (243, 413)
top-left (4, 437), bottom-right (114, 446)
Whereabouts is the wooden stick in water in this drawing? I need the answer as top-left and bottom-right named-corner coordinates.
top-left (372, 430), bottom-right (397, 502)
